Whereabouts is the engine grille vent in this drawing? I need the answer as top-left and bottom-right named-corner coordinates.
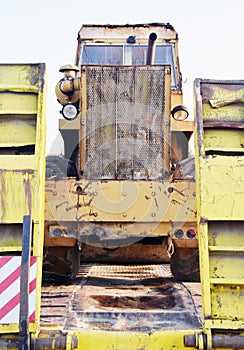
top-left (84, 66), bottom-right (167, 180)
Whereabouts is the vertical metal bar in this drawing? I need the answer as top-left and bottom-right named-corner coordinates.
top-left (80, 66), bottom-right (87, 174)
top-left (131, 67), bottom-right (135, 176)
top-left (194, 78), bottom-right (205, 156)
top-left (115, 67), bottom-right (118, 177)
top-left (163, 66), bottom-right (171, 173)
top-left (18, 215), bottom-right (32, 350)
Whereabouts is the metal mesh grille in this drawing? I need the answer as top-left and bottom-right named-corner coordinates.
top-left (84, 66), bottom-right (166, 180)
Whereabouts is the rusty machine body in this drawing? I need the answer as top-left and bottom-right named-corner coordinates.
top-left (0, 25), bottom-right (243, 350)
top-left (44, 22), bottom-right (198, 282)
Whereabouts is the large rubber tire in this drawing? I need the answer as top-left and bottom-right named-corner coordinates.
top-left (42, 246), bottom-right (80, 284)
top-left (170, 247), bottom-right (200, 282)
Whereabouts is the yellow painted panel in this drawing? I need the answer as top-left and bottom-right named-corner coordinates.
top-left (0, 64), bottom-right (40, 116)
top-left (209, 253), bottom-right (244, 279)
top-left (201, 85), bottom-right (244, 122)
top-left (0, 155), bottom-right (38, 170)
top-left (202, 102), bottom-right (244, 122)
top-left (204, 129), bottom-right (244, 152)
top-left (211, 285), bottom-right (244, 321)
top-left (0, 323), bottom-right (36, 334)
top-left (199, 156), bottom-right (244, 219)
top-left (0, 63), bottom-right (46, 335)
top-left (0, 92), bottom-right (37, 114)
top-left (0, 170), bottom-right (42, 223)
top-left (75, 330), bottom-right (197, 350)
top-left (208, 221), bottom-right (244, 248)
top-left (0, 64), bottom-right (40, 87)
top-left (45, 179), bottom-right (196, 224)
top-left (0, 120), bottom-right (36, 146)
top-left (195, 79), bottom-right (244, 337)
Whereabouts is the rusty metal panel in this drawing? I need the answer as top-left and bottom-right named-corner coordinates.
top-left (40, 264), bottom-right (201, 332)
top-left (0, 63), bottom-right (46, 335)
top-left (45, 179), bottom-right (196, 225)
top-left (0, 63), bottom-right (46, 225)
top-left (210, 285), bottom-right (244, 321)
top-left (199, 156), bottom-right (244, 220)
top-left (38, 264), bottom-right (202, 349)
top-left (78, 23), bottom-right (178, 42)
top-left (81, 65), bottom-right (171, 180)
top-left (204, 128), bottom-right (244, 152)
top-left (197, 79), bottom-right (244, 153)
top-left (0, 64), bottom-right (42, 150)
top-left (194, 78), bottom-right (244, 344)
top-left (0, 170), bottom-right (37, 224)
top-left (200, 80), bottom-right (244, 123)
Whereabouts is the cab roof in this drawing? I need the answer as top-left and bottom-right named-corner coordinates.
top-left (78, 22), bottom-right (178, 43)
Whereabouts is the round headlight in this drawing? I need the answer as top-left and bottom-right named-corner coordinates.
top-left (171, 105), bottom-right (189, 121)
top-left (61, 104), bottom-right (78, 120)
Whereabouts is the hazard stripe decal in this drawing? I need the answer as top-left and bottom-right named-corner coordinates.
top-left (0, 256), bottom-right (37, 324)
top-left (0, 256), bottom-right (13, 268)
top-left (0, 257), bottom-right (36, 293)
top-left (0, 266), bottom-right (21, 294)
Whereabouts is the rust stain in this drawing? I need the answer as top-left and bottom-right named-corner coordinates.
top-left (13, 169), bottom-right (34, 174)
top-left (154, 197), bottom-right (159, 208)
top-left (64, 197), bottom-right (93, 211)
top-left (88, 210), bottom-right (98, 217)
top-left (171, 199), bottom-right (184, 207)
top-left (76, 213), bottom-right (90, 221)
top-left (40, 264), bottom-right (202, 332)
top-left (56, 200), bottom-right (69, 210)
top-left (71, 186), bottom-right (87, 196)
top-left (91, 294), bottom-right (176, 310)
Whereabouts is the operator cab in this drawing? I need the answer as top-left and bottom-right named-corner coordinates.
top-left (79, 44), bottom-right (178, 87)
top-left (56, 23), bottom-right (194, 172)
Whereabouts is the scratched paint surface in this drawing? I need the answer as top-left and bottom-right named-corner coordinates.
top-left (0, 170), bottom-right (38, 223)
top-left (199, 156), bottom-right (244, 220)
top-left (0, 63), bottom-right (46, 335)
top-left (45, 179), bottom-right (196, 223)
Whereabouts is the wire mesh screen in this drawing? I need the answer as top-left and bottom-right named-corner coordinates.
top-left (84, 66), bottom-right (167, 180)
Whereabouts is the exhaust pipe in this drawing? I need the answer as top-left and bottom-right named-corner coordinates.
top-left (146, 32), bottom-right (157, 65)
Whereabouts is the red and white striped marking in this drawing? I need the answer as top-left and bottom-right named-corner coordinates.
top-left (0, 256), bottom-right (37, 324)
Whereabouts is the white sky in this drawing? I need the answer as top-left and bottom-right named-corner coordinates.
top-left (1, 0), bottom-right (244, 154)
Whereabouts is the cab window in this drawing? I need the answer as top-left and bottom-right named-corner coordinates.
top-left (81, 44), bottom-right (177, 87)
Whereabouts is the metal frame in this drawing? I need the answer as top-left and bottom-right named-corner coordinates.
top-left (193, 78), bottom-right (244, 348)
top-left (0, 64), bottom-right (46, 339)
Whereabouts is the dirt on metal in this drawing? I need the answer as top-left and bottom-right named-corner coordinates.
top-left (40, 264), bottom-right (202, 332)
